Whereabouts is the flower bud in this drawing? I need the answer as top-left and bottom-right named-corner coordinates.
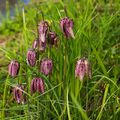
top-left (75, 58), bottom-right (91, 81)
top-left (8, 60), bottom-right (20, 77)
top-left (60, 17), bottom-right (75, 39)
top-left (38, 21), bottom-right (49, 51)
top-left (48, 32), bottom-right (58, 47)
top-left (30, 77), bottom-right (44, 94)
top-left (13, 85), bottom-right (25, 104)
top-left (32, 39), bottom-right (38, 49)
top-left (40, 58), bottom-right (53, 76)
top-left (26, 49), bottom-right (36, 67)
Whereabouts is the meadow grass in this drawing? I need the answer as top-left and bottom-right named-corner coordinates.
top-left (0, 0), bottom-right (120, 120)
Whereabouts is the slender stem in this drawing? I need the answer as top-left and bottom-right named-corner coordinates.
top-left (64, 6), bottom-right (68, 17)
top-left (86, 78), bottom-right (89, 112)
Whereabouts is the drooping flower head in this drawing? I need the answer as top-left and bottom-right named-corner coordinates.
top-left (60, 17), bottom-right (75, 39)
top-left (8, 60), bottom-right (20, 77)
top-left (13, 85), bottom-right (25, 104)
top-left (38, 21), bottom-right (49, 51)
top-left (75, 58), bottom-right (91, 81)
top-left (40, 58), bottom-right (53, 76)
top-left (30, 77), bottom-right (44, 94)
top-left (48, 31), bottom-right (58, 47)
top-left (26, 49), bottom-right (36, 67)
top-left (32, 39), bottom-right (38, 49)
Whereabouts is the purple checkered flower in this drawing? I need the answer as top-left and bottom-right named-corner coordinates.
top-left (38, 21), bottom-right (49, 51)
top-left (40, 58), bottom-right (53, 76)
top-left (60, 17), bottom-right (75, 39)
top-left (75, 58), bottom-right (91, 81)
top-left (48, 31), bottom-right (58, 47)
top-left (30, 77), bottom-right (44, 94)
top-left (13, 85), bottom-right (25, 104)
top-left (26, 49), bottom-right (36, 67)
top-left (8, 60), bottom-right (20, 77)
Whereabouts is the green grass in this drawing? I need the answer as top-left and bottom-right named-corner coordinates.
top-left (0, 0), bottom-right (120, 119)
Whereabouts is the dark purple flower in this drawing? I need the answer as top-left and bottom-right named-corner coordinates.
top-left (60, 17), bottom-right (75, 39)
top-left (13, 85), bottom-right (25, 104)
top-left (75, 58), bottom-right (91, 81)
top-left (8, 60), bottom-right (20, 77)
top-left (30, 77), bottom-right (44, 94)
top-left (38, 21), bottom-right (49, 51)
top-left (30, 78), bottom-right (37, 94)
top-left (32, 39), bottom-right (38, 49)
top-left (48, 32), bottom-right (58, 47)
top-left (40, 58), bottom-right (53, 76)
top-left (26, 49), bottom-right (36, 67)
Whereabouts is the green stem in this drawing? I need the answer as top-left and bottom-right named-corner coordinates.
top-left (2, 76), bottom-right (9, 120)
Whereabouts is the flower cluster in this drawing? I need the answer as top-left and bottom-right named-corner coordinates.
top-left (8, 16), bottom-right (91, 103)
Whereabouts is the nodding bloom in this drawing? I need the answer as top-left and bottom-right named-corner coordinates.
top-left (60, 17), bottom-right (75, 39)
top-left (32, 39), bottom-right (38, 49)
top-left (40, 58), bottom-right (53, 76)
top-left (13, 85), bottom-right (25, 104)
top-left (75, 58), bottom-right (91, 81)
top-left (8, 60), bottom-right (20, 77)
top-left (26, 49), bottom-right (36, 67)
top-left (48, 32), bottom-right (58, 47)
top-left (38, 21), bottom-right (49, 51)
top-left (30, 77), bottom-right (44, 94)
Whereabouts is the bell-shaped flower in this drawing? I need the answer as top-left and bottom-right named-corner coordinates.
top-left (13, 85), bottom-right (25, 104)
top-left (30, 77), bottom-right (44, 94)
top-left (75, 58), bottom-right (91, 81)
top-left (60, 17), bottom-right (75, 39)
top-left (48, 31), bottom-right (58, 47)
top-left (8, 60), bottom-right (20, 77)
top-left (26, 49), bottom-right (36, 67)
top-left (40, 58), bottom-right (53, 76)
top-left (38, 21), bottom-right (49, 51)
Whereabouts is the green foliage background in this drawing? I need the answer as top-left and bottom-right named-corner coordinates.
top-left (0, 0), bottom-right (120, 120)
